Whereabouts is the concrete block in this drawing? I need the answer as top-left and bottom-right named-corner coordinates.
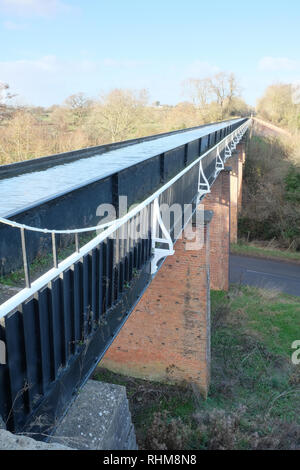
top-left (0, 429), bottom-right (70, 450)
top-left (50, 380), bottom-right (137, 450)
top-left (0, 416), bottom-right (5, 430)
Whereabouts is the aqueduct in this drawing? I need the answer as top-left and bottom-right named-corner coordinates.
top-left (0, 117), bottom-right (250, 437)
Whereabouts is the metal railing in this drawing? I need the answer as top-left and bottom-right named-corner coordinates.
top-left (0, 118), bottom-right (250, 436)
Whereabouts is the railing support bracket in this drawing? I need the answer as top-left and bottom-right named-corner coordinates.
top-left (214, 148), bottom-right (224, 178)
top-left (151, 198), bottom-right (174, 274)
top-left (197, 159), bottom-right (211, 203)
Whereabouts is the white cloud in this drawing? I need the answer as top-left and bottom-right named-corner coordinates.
top-left (184, 60), bottom-right (220, 77)
top-left (0, 55), bottom-right (225, 107)
top-left (258, 56), bottom-right (299, 72)
top-left (0, 56), bottom-right (92, 105)
top-left (0, 55), bottom-right (154, 106)
top-left (0, 0), bottom-right (73, 17)
top-left (102, 58), bottom-right (149, 68)
top-left (3, 19), bottom-right (25, 29)
top-left (0, 55), bottom-right (99, 81)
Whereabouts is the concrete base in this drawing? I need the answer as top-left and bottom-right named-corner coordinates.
top-left (0, 416), bottom-right (5, 430)
top-left (50, 380), bottom-right (138, 450)
top-left (0, 430), bottom-right (70, 450)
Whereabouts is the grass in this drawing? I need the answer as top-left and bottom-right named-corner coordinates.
top-left (213, 285), bottom-right (300, 358)
top-left (0, 251), bottom-right (56, 288)
top-left (95, 285), bottom-right (300, 450)
top-left (0, 232), bottom-right (96, 289)
top-left (231, 240), bottom-right (300, 263)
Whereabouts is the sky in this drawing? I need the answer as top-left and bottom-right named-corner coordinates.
top-left (0, 0), bottom-right (300, 107)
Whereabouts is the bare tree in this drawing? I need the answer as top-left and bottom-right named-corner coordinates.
top-left (0, 82), bottom-right (16, 121)
top-left (64, 92), bottom-right (92, 125)
top-left (257, 83), bottom-right (300, 130)
top-left (183, 78), bottom-right (211, 107)
top-left (227, 73), bottom-right (240, 107)
top-left (183, 72), bottom-right (241, 120)
top-left (207, 72), bottom-right (240, 119)
top-left (94, 88), bottom-right (149, 142)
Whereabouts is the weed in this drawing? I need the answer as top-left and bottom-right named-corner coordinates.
top-left (144, 410), bottom-right (190, 450)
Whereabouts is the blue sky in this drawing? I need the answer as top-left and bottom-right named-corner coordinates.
top-left (0, 0), bottom-right (300, 107)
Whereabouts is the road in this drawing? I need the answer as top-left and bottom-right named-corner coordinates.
top-left (230, 254), bottom-right (300, 297)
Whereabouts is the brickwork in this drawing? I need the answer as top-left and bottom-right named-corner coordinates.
top-left (237, 143), bottom-right (245, 212)
top-left (228, 154), bottom-right (238, 244)
top-left (101, 211), bottom-right (213, 397)
top-left (204, 168), bottom-right (231, 291)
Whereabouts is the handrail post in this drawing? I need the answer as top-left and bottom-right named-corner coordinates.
top-left (52, 232), bottom-right (58, 268)
top-left (75, 233), bottom-right (80, 253)
top-left (20, 227), bottom-right (31, 288)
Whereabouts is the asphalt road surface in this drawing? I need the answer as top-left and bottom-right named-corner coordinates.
top-left (230, 254), bottom-right (300, 297)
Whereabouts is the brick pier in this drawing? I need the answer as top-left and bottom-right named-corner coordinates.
top-left (102, 211), bottom-right (213, 397)
top-left (203, 167), bottom-right (231, 291)
top-left (102, 150), bottom-right (245, 396)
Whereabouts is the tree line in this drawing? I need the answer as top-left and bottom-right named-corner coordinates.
top-left (257, 83), bottom-right (300, 132)
top-left (239, 82), bottom-right (300, 251)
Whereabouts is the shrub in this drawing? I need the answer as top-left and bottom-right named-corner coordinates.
top-left (145, 410), bottom-right (190, 450)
